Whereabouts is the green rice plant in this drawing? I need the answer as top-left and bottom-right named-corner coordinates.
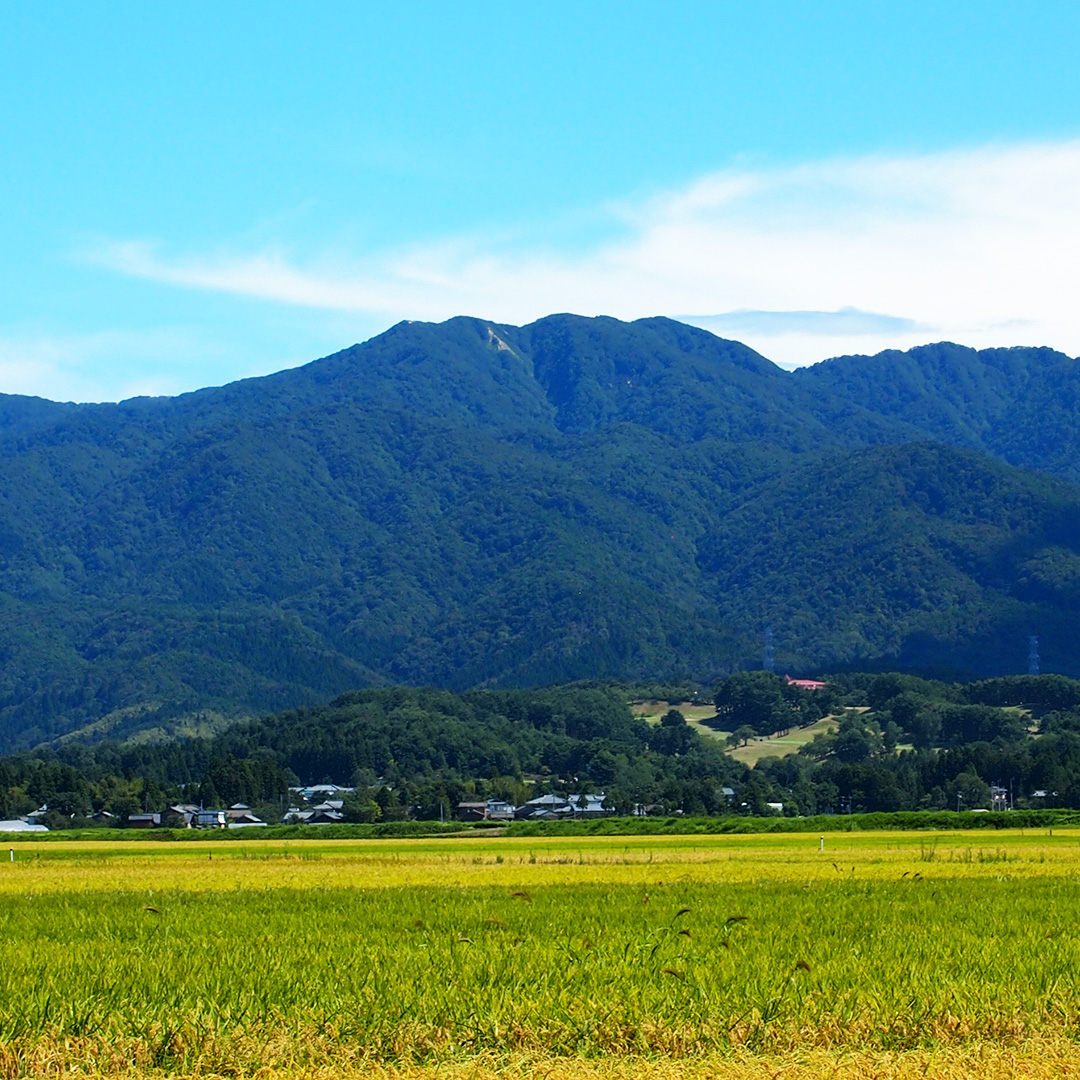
top-left (0, 831), bottom-right (1079, 1074)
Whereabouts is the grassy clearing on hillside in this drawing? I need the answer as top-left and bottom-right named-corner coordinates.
top-left (724, 716), bottom-right (839, 765)
top-left (3, 833), bottom-right (1080, 1077)
top-left (632, 701), bottom-right (719, 725)
top-left (631, 700), bottom-right (840, 762)
top-left (632, 699), bottom-right (735, 747)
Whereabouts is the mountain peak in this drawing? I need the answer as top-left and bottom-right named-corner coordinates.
top-left (1, 314), bottom-right (1079, 750)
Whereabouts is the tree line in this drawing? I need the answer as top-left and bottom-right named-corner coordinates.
top-left (4, 674), bottom-right (1080, 827)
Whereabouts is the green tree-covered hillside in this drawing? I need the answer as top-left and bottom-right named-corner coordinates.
top-left (0, 314), bottom-right (1077, 750)
top-left (795, 342), bottom-right (1080, 481)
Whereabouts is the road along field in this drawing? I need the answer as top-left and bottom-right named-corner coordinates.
top-left (2, 830), bottom-right (1080, 1079)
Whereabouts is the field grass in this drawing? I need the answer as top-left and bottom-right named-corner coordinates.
top-left (724, 716), bottom-right (839, 765)
top-left (633, 700), bottom-right (735, 748)
top-left (632, 702), bottom-right (720, 726)
top-left (2, 831), bottom-right (1080, 1077)
top-left (631, 700), bottom-right (839, 763)
top-left (632, 701), bottom-right (714, 717)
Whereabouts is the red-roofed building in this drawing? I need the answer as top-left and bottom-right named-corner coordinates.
top-left (784, 674), bottom-right (826, 690)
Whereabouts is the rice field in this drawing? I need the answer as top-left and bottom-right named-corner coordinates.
top-left (2, 830), bottom-right (1080, 1078)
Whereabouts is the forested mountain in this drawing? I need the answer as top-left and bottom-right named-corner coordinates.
top-left (696, 442), bottom-right (1080, 674)
top-left (795, 342), bottom-right (1080, 481)
top-left (0, 314), bottom-right (1078, 751)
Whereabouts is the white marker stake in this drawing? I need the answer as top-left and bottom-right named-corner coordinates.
top-left (819, 836), bottom-right (824, 852)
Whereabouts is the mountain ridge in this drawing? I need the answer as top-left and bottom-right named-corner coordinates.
top-left (794, 339), bottom-right (1080, 480)
top-left (0, 314), bottom-right (1078, 751)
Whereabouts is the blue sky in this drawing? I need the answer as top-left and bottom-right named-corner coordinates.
top-left (2, 1), bottom-right (1080, 401)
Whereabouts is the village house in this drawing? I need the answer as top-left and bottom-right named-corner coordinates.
top-left (162, 804), bottom-right (200, 828)
top-left (290, 784), bottom-right (355, 803)
top-left (486, 798), bottom-right (515, 821)
top-left (513, 793), bottom-right (613, 820)
top-left (784, 675), bottom-right (827, 690)
top-left (305, 801), bottom-right (345, 824)
top-left (225, 803), bottom-right (267, 827)
top-left (514, 793), bottom-right (574, 820)
top-left (0, 819), bottom-right (48, 832)
top-left (455, 798), bottom-right (516, 822)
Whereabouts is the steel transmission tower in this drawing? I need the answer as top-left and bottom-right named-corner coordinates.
top-left (1028, 636), bottom-right (1040, 676)
top-left (763, 626), bottom-right (775, 672)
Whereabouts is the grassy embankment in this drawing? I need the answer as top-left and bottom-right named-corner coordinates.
top-left (2, 830), bottom-right (1080, 1078)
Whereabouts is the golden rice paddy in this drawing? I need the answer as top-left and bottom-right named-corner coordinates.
top-left (1, 829), bottom-right (1079, 1078)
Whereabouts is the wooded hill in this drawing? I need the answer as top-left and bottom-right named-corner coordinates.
top-left (0, 314), bottom-right (1078, 750)
top-left (7, 674), bottom-right (1080, 825)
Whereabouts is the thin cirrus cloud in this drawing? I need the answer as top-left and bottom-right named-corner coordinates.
top-left (678, 308), bottom-right (924, 337)
top-left (91, 138), bottom-right (1080, 369)
top-left (0, 328), bottom-right (211, 402)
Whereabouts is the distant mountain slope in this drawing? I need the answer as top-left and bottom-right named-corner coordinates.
top-left (697, 441), bottom-right (1080, 675)
top-left (795, 342), bottom-right (1080, 481)
top-left (0, 393), bottom-right (80, 437)
top-left (0, 315), bottom-right (1078, 751)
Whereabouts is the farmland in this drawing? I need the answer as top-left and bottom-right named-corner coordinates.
top-left (2, 831), bottom-right (1080, 1079)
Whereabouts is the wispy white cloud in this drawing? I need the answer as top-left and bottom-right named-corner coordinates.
top-left (679, 308), bottom-right (924, 337)
top-left (0, 328), bottom-right (216, 402)
top-left (88, 139), bottom-right (1080, 367)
